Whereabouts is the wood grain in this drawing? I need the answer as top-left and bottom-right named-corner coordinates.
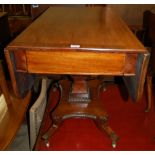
top-left (5, 6), bottom-right (149, 101)
top-left (7, 6), bottom-right (146, 53)
top-left (5, 50), bottom-right (34, 98)
top-left (0, 62), bottom-right (31, 150)
top-left (26, 50), bottom-right (125, 75)
top-left (123, 53), bottom-right (150, 102)
top-left (124, 54), bottom-right (138, 75)
top-left (5, 50), bottom-right (20, 97)
top-left (13, 50), bottom-right (27, 72)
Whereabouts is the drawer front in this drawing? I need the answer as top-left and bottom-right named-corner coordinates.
top-left (26, 51), bottom-right (126, 75)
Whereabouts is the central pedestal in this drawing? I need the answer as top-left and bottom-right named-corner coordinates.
top-left (42, 76), bottom-right (119, 148)
top-left (69, 76), bottom-right (91, 103)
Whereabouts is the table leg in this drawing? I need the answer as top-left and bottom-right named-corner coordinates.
top-left (41, 76), bottom-right (119, 148)
top-left (42, 116), bottom-right (62, 148)
top-left (94, 117), bottom-right (119, 148)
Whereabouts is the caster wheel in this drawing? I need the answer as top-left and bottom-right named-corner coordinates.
top-left (52, 87), bottom-right (57, 92)
top-left (145, 109), bottom-right (150, 113)
top-left (112, 141), bottom-right (116, 148)
top-left (101, 84), bottom-right (106, 92)
top-left (45, 141), bottom-right (50, 148)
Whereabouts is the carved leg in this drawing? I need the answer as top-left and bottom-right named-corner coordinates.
top-left (41, 79), bottom-right (119, 148)
top-left (42, 116), bottom-right (62, 147)
top-left (145, 75), bottom-right (152, 112)
top-left (94, 117), bottom-right (119, 148)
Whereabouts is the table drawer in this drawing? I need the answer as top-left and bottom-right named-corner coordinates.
top-left (26, 51), bottom-right (126, 75)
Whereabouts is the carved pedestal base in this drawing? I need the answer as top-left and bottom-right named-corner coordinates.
top-left (42, 78), bottom-right (119, 148)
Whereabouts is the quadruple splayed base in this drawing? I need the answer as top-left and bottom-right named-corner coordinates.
top-left (42, 76), bottom-right (119, 148)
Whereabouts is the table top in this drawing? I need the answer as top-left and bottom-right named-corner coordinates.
top-left (7, 6), bottom-right (146, 53)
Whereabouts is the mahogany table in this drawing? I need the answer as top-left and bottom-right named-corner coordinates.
top-left (5, 6), bottom-right (149, 148)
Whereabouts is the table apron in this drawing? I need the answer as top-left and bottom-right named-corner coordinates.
top-left (14, 50), bottom-right (137, 76)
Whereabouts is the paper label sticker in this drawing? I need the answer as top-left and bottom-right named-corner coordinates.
top-left (70, 44), bottom-right (80, 48)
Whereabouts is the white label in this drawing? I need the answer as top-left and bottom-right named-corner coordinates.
top-left (70, 44), bottom-right (80, 48)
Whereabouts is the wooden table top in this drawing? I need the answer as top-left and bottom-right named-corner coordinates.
top-left (7, 6), bottom-right (146, 53)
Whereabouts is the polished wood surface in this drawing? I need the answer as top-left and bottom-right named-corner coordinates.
top-left (4, 6), bottom-right (149, 149)
top-left (42, 79), bottom-right (119, 148)
top-left (0, 62), bottom-right (31, 150)
top-left (7, 6), bottom-right (145, 52)
top-left (13, 50), bottom-right (137, 76)
top-left (26, 51), bottom-right (125, 75)
top-left (5, 6), bottom-right (149, 101)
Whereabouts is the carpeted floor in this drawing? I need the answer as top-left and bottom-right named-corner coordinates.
top-left (34, 83), bottom-right (155, 151)
top-left (8, 118), bottom-right (30, 151)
